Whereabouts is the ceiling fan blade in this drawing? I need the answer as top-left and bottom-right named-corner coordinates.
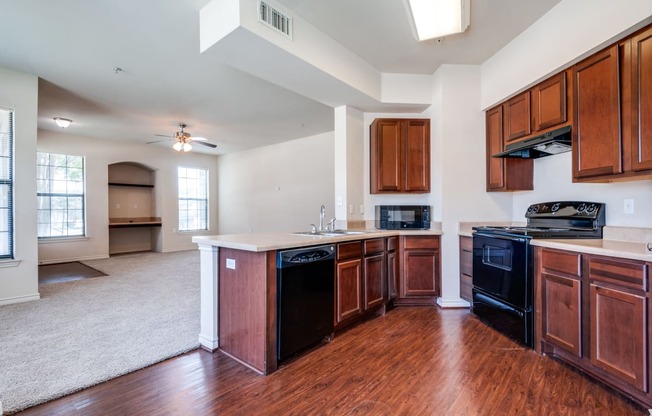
top-left (154, 133), bottom-right (174, 138)
top-left (146, 139), bottom-right (170, 144)
top-left (194, 141), bottom-right (217, 148)
top-left (192, 136), bottom-right (208, 141)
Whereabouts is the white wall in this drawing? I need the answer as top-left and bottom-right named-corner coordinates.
top-left (480, 0), bottom-right (652, 226)
top-left (0, 67), bottom-right (39, 305)
top-left (216, 132), bottom-right (334, 234)
top-left (37, 131), bottom-right (218, 263)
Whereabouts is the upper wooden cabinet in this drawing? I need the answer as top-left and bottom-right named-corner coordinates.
top-left (503, 72), bottom-right (570, 147)
top-left (572, 45), bottom-right (622, 180)
top-left (532, 72), bottom-right (569, 131)
top-left (485, 105), bottom-right (533, 192)
top-left (630, 27), bottom-right (652, 172)
top-left (573, 25), bottom-right (652, 182)
top-left (504, 92), bottom-right (532, 144)
top-left (370, 118), bottom-right (430, 194)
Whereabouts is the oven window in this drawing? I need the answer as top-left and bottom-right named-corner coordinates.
top-left (482, 244), bottom-right (512, 271)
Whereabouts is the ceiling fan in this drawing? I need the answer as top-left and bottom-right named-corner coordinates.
top-left (148, 123), bottom-right (218, 152)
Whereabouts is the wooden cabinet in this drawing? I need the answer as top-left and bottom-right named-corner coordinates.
top-left (504, 92), bottom-right (531, 144)
top-left (588, 256), bottom-right (648, 392)
top-left (386, 236), bottom-right (399, 302)
top-left (539, 249), bottom-right (583, 358)
top-left (630, 27), bottom-right (652, 172)
top-left (459, 236), bottom-right (473, 302)
top-left (370, 118), bottom-right (430, 194)
top-left (363, 238), bottom-right (385, 310)
top-left (572, 45), bottom-right (622, 180)
top-left (532, 72), bottom-right (569, 131)
top-left (572, 25), bottom-right (652, 182)
top-left (485, 105), bottom-right (533, 192)
top-left (536, 246), bottom-right (651, 407)
top-left (396, 236), bottom-right (440, 305)
top-left (335, 241), bottom-right (363, 325)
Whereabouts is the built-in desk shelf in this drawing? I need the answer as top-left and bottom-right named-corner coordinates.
top-left (109, 217), bottom-right (162, 228)
top-left (108, 182), bottom-right (154, 188)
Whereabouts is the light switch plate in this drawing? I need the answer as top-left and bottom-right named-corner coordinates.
top-left (624, 198), bottom-right (634, 214)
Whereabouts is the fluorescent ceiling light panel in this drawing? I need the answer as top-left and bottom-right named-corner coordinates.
top-left (407, 0), bottom-right (470, 41)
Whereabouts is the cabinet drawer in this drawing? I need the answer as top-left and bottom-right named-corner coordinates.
top-left (460, 236), bottom-right (472, 252)
top-left (541, 248), bottom-right (581, 278)
top-left (364, 238), bottom-right (385, 255)
top-left (337, 241), bottom-right (362, 260)
top-left (387, 236), bottom-right (398, 252)
top-left (403, 236), bottom-right (439, 250)
top-left (588, 257), bottom-right (647, 291)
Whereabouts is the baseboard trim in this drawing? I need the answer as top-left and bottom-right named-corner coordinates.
top-left (198, 334), bottom-right (219, 351)
top-left (437, 297), bottom-right (471, 309)
top-left (39, 254), bottom-right (109, 265)
top-left (0, 293), bottom-right (40, 306)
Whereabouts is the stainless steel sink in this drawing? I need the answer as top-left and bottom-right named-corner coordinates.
top-left (292, 230), bottom-right (368, 237)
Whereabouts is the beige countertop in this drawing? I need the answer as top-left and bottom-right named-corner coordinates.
top-left (193, 226), bottom-right (442, 252)
top-left (531, 238), bottom-right (652, 262)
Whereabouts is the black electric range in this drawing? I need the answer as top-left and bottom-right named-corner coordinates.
top-left (471, 201), bottom-right (605, 348)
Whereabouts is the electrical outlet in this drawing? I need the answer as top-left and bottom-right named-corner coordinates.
top-left (359, 204), bottom-right (365, 214)
top-left (336, 196), bottom-right (343, 207)
top-left (226, 258), bottom-right (236, 269)
top-left (349, 204), bottom-right (354, 215)
top-left (115, 203), bottom-right (120, 209)
top-left (624, 198), bottom-right (634, 214)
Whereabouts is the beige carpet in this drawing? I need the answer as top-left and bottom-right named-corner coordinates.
top-left (0, 250), bottom-right (200, 414)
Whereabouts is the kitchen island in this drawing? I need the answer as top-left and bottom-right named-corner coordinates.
top-left (192, 227), bottom-right (442, 374)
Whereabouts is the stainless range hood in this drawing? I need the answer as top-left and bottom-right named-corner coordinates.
top-left (493, 125), bottom-right (572, 159)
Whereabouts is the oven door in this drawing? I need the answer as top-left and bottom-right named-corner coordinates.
top-left (472, 233), bottom-right (531, 308)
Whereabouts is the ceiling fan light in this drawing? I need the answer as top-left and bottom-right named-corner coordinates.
top-left (406, 0), bottom-right (470, 41)
top-left (53, 117), bottom-right (72, 128)
top-left (173, 141), bottom-right (183, 151)
top-left (183, 142), bottom-right (192, 152)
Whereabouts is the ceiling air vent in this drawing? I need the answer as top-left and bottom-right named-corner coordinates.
top-left (258, 0), bottom-right (292, 39)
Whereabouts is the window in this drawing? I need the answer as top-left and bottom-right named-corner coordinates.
top-left (37, 153), bottom-right (85, 238)
top-left (178, 167), bottom-right (208, 231)
top-left (0, 108), bottom-right (13, 258)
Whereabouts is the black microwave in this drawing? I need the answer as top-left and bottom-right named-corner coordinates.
top-left (375, 205), bottom-right (430, 230)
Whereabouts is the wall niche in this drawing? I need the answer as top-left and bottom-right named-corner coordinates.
top-left (108, 162), bottom-right (161, 254)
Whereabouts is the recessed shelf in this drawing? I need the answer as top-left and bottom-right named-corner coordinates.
top-left (108, 182), bottom-right (154, 188)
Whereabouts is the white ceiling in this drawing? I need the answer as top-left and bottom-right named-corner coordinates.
top-left (0, 0), bottom-right (560, 154)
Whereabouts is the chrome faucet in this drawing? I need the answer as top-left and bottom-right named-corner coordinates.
top-left (319, 204), bottom-right (326, 231)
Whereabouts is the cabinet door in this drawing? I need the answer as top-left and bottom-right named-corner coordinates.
top-left (504, 92), bottom-right (531, 144)
top-left (387, 250), bottom-right (398, 301)
top-left (486, 106), bottom-right (505, 191)
top-left (573, 45), bottom-right (622, 179)
top-left (541, 272), bottom-right (582, 357)
top-left (402, 249), bottom-right (439, 297)
top-left (631, 27), bottom-right (652, 172)
top-left (336, 258), bottom-right (362, 324)
top-left (370, 119), bottom-right (402, 192)
top-left (589, 284), bottom-right (647, 392)
top-left (364, 253), bottom-right (385, 310)
top-left (404, 119), bottom-right (430, 192)
top-left (532, 72), bottom-right (568, 131)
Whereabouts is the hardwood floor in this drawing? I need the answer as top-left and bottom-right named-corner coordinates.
top-left (18, 307), bottom-right (646, 415)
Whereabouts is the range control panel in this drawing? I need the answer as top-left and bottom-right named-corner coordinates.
top-left (525, 201), bottom-right (604, 219)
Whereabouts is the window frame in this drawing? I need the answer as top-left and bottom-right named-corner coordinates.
top-left (0, 107), bottom-right (14, 259)
top-left (36, 152), bottom-right (86, 239)
top-left (177, 167), bottom-right (209, 232)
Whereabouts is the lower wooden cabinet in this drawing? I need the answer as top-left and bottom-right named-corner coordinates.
top-left (386, 237), bottom-right (398, 301)
top-left (335, 241), bottom-right (363, 325)
top-left (363, 238), bottom-right (385, 310)
top-left (536, 247), bottom-right (651, 407)
top-left (459, 236), bottom-right (472, 302)
top-left (396, 236), bottom-right (440, 305)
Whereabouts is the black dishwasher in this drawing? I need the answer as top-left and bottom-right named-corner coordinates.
top-left (277, 244), bottom-right (335, 361)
